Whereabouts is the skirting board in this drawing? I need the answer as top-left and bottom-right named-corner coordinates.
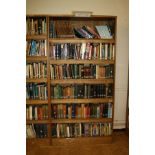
top-left (113, 120), bottom-right (126, 129)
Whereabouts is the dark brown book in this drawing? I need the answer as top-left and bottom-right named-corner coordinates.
top-left (86, 26), bottom-right (101, 38)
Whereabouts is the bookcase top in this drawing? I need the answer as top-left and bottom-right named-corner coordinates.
top-left (26, 14), bottom-right (117, 19)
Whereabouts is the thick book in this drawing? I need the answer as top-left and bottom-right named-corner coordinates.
top-left (73, 28), bottom-right (85, 38)
top-left (85, 26), bottom-right (100, 38)
top-left (82, 26), bottom-right (94, 38)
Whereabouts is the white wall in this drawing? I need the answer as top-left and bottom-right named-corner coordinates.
top-left (26, 0), bottom-right (129, 129)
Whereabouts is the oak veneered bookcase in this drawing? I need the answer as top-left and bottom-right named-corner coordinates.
top-left (26, 14), bottom-right (117, 146)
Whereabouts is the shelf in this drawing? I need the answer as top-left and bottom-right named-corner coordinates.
top-left (26, 34), bottom-right (47, 40)
top-left (26, 136), bottom-right (112, 146)
top-left (49, 38), bottom-right (115, 43)
top-left (27, 118), bottom-right (112, 124)
top-left (50, 59), bottom-right (114, 65)
top-left (26, 56), bottom-right (47, 62)
top-left (26, 120), bottom-right (49, 124)
top-left (26, 100), bottom-right (48, 105)
top-left (26, 138), bottom-right (50, 146)
top-left (51, 118), bottom-right (112, 123)
top-left (52, 136), bottom-right (112, 145)
top-left (51, 98), bottom-right (113, 103)
top-left (26, 78), bottom-right (47, 83)
top-left (51, 79), bottom-right (113, 84)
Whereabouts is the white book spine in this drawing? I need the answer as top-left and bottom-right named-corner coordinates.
top-left (38, 63), bottom-right (41, 78)
top-left (57, 124), bottom-right (60, 138)
top-left (29, 64), bottom-right (32, 78)
top-left (97, 106), bottom-right (100, 118)
top-left (93, 46), bottom-right (97, 59)
top-left (81, 43), bottom-right (86, 59)
top-left (36, 63), bottom-right (39, 78)
top-left (105, 44), bottom-right (108, 60)
top-left (45, 40), bottom-right (47, 56)
top-left (26, 65), bottom-right (29, 78)
top-left (66, 125), bottom-right (70, 137)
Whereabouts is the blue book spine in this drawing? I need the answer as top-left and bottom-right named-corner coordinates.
top-left (31, 40), bottom-right (36, 56)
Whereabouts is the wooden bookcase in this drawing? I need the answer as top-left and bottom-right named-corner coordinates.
top-left (26, 15), bottom-right (117, 146)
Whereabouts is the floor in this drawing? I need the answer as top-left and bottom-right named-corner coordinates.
top-left (27, 130), bottom-right (129, 155)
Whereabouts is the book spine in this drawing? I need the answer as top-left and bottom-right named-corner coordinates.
top-left (105, 44), bottom-right (108, 60)
top-left (112, 44), bottom-right (115, 60)
top-left (81, 43), bottom-right (86, 59)
top-left (56, 124), bottom-right (60, 138)
top-left (29, 106), bottom-right (32, 120)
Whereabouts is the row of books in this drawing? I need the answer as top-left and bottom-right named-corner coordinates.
top-left (26, 105), bottom-right (48, 120)
top-left (26, 17), bottom-right (46, 35)
top-left (26, 40), bottom-right (47, 56)
top-left (26, 62), bottom-right (47, 79)
top-left (74, 25), bottom-right (113, 39)
top-left (49, 20), bottom-right (57, 38)
top-left (52, 123), bottom-right (112, 138)
top-left (49, 43), bottom-right (115, 60)
top-left (51, 103), bottom-right (112, 119)
top-left (73, 26), bottom-right (100, 39)
top-left (50, 64), bottom-right (113, 79)
top-left (51, 84), bottom-right (113, 99)
top-left (26, 124), bottom-right (48, 138)
top-left (26, 83), bottom-right (48, 100)
top-left (27, 122), bottom-right (112, 139)
top-left (26, 63), bottom-right (113, 79)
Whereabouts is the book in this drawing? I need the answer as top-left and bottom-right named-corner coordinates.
top-left (73, 28), bottom-right (85, 38)
top-left (95, 25), bottom-right (112, 39)
top-left (85, 26), bottom-right (100, 38)
top-left (26, 124), bottom-right (36, 138)
top-left (82, 26), bottom-right (95, 38)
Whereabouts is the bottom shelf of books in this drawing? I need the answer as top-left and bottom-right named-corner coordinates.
top-left (26, 122), bottom-right (113, 145)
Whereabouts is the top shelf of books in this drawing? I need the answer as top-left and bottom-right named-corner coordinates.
top-left (26, 16), bottom-right (116, 40)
